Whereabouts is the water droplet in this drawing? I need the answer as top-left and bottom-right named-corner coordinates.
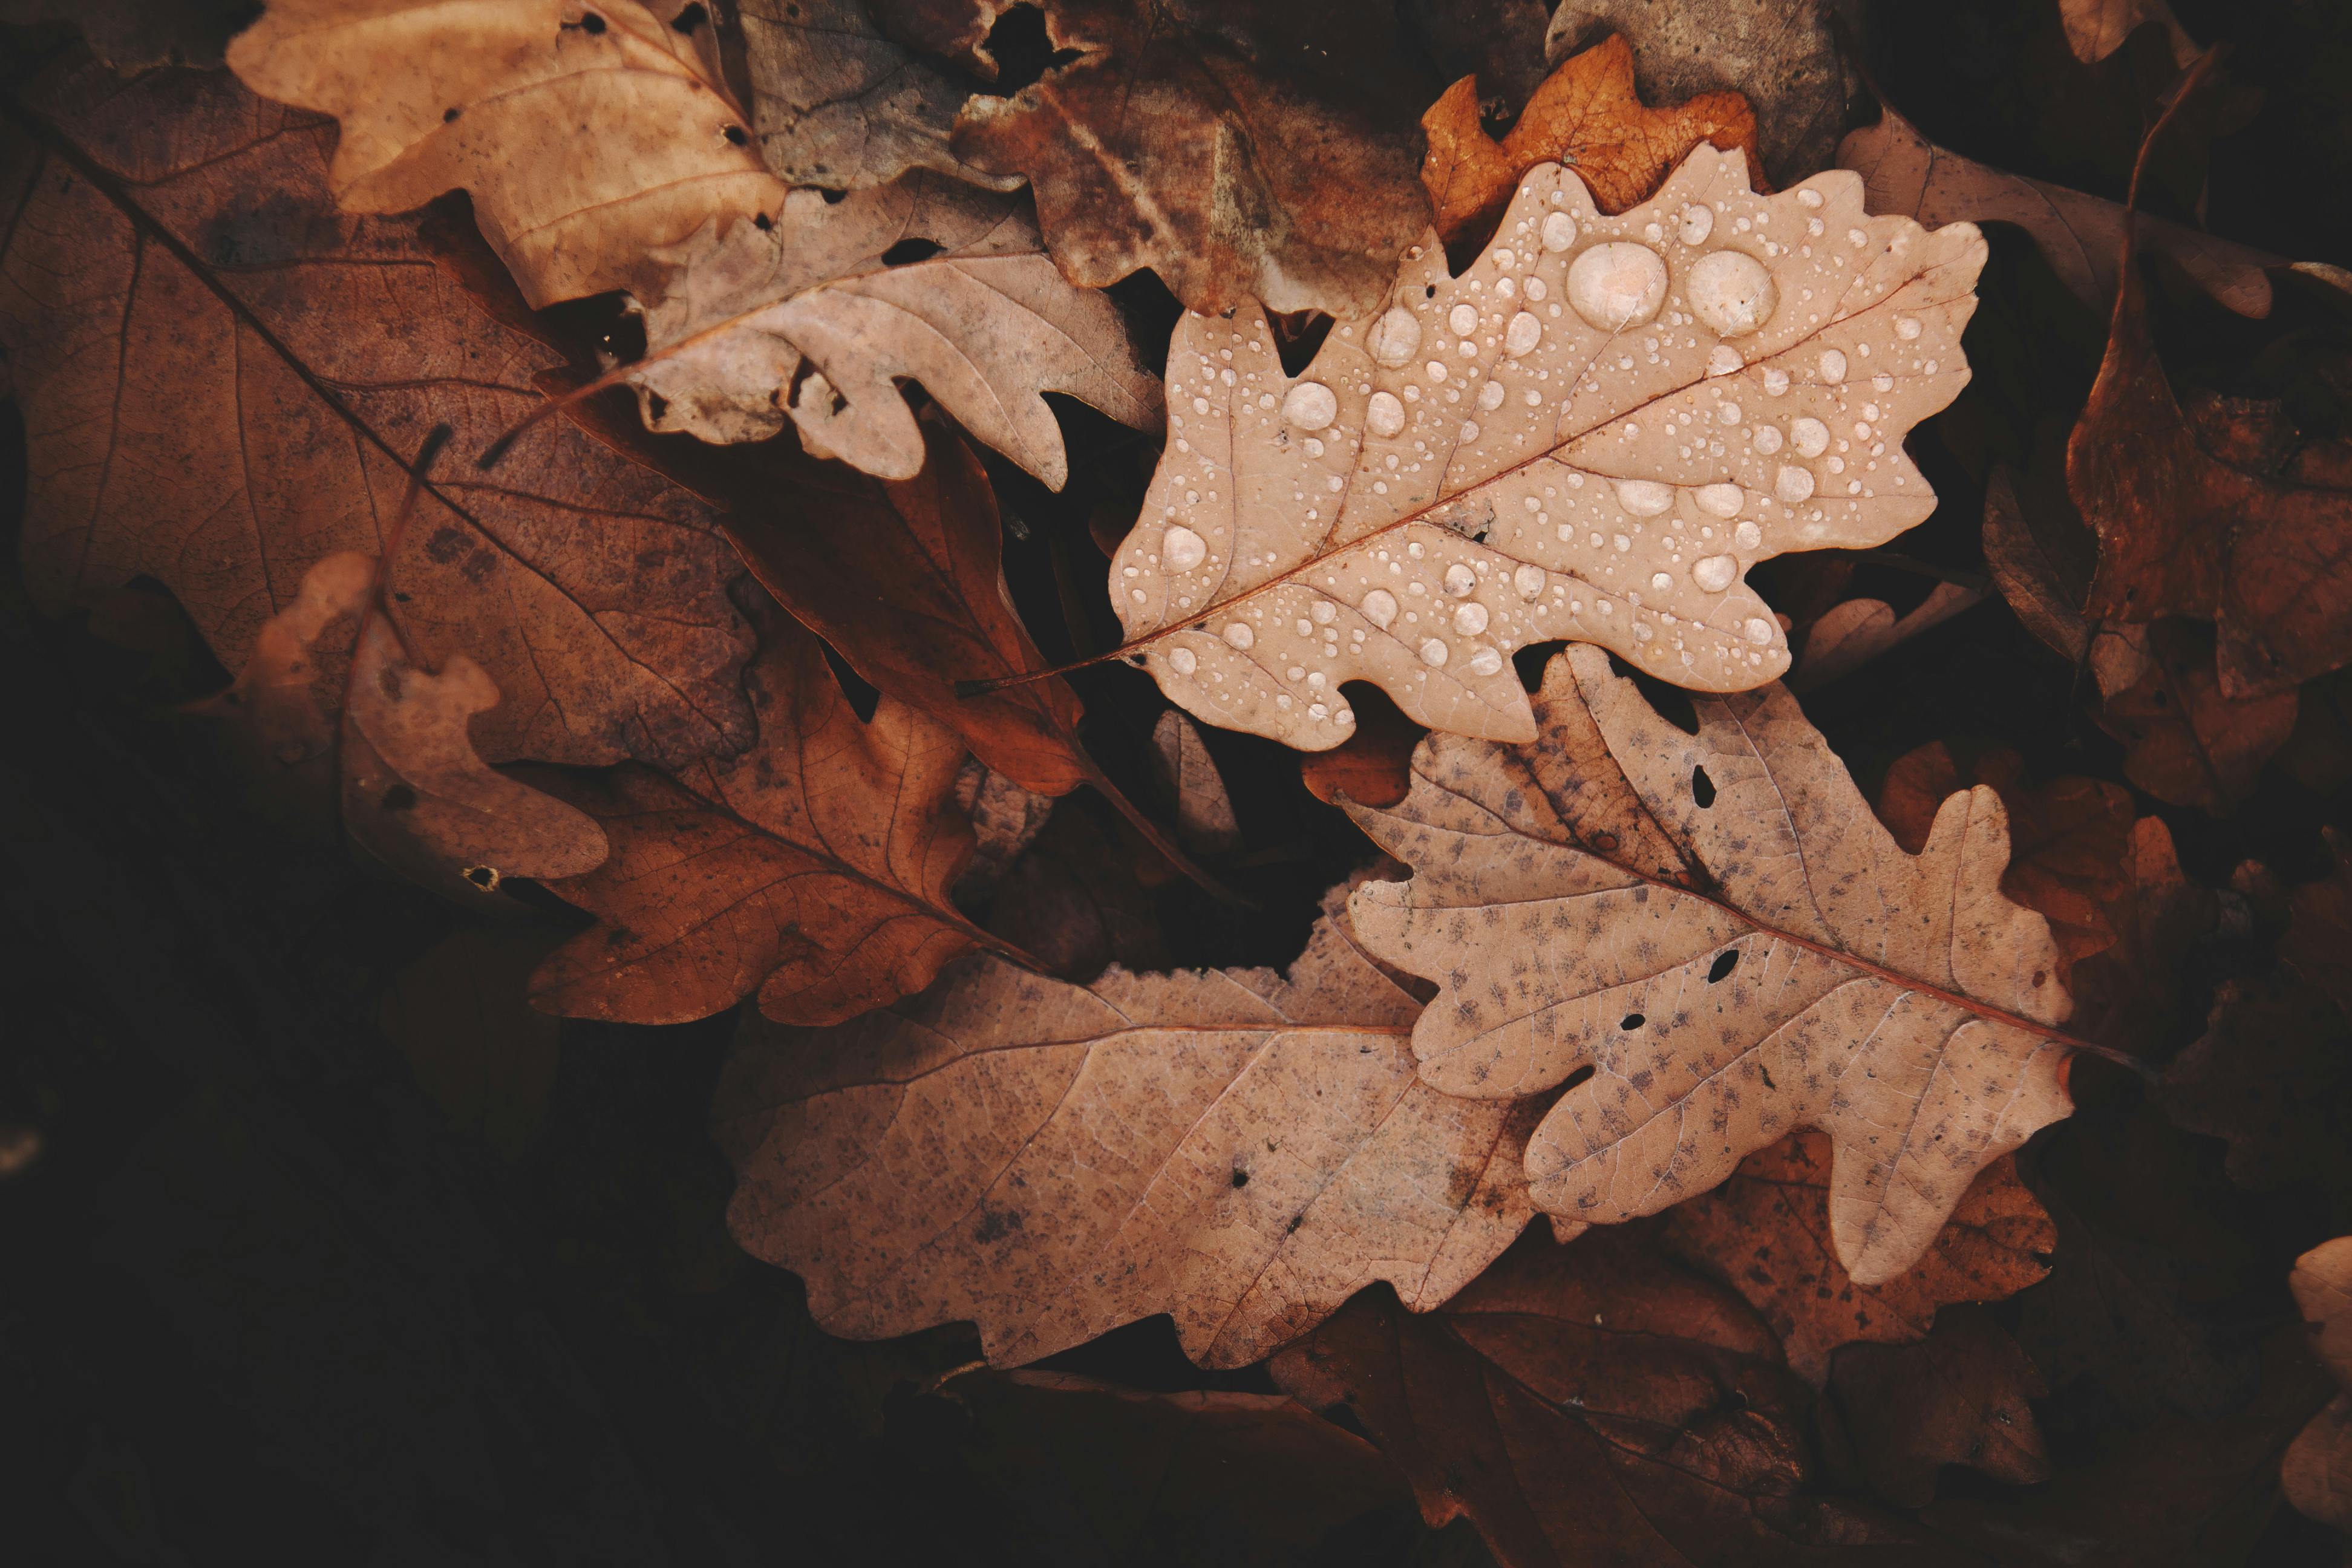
top-left (1734, 520), bottom-right (1762, 550)
top-left (1613, 533), bottom-right (1632, 552)
top-left (1467, 647), bottom-right (1503, 676)
top-left (1717, 402), bottom-right (1742, 425)
top-left (1282, 381), bottom-right (1337, 430)
top-left (1448, 303), bottom-right (1479, 335)
top-left (1695, 483), bottom-right (1743, 518)
top-left (1687, 250), bottom-right (1777, 337)
top-left (1162, 525), bottom-right (1206, 571)
top-left (1504, 311), bottom-right (1543, 357)
top-left (1706, 344), bottom-right (1743, 376)
top-left (1541, 211), bottom-right (1577, 252)
top-left (1524, 275), bottom-right (1549, 302)
top-left (1650, 571), bottom-right (1673, 592)
top-left (1454, 601), bottom-right (1489, 634)
top-left (1567, 243), bottom-right (1668, 331)
top-left (1371, 308), bottom-right (1422, 367)
top-left (1363, 589), bottom-right (1397, 627)
top-left (1679, 203), bottom-right (1715, 244)
top-left (1745, 616), bottom-right (1775, 643)
top-left (1693, 554), bottom-right (1736, 592)
top-left (1774, 465), bottom-right (1815, 503)
top-left (1790, 417), bottom-right (1828, 457)
top-left (1168, 646), bottom-right (1197, 675)
top-left (1616, 479), bottom-right (1673, 516)
top-left (1754, 426), bottom-right (1784, 454)
top-left (1514, 564), bottom-right (1546, 598)
top-left (1420, 638), bottom-right (1450, 667)
top-left (1223, 622), bottom-right (1254, 650)
top-left (1818, 347), bottom-right (1847, 384)
top-left (1312, 600), bottom-right (1336, 624)
top-left (1459, 420), bottom-right (1481, 441)
top-left (1797, 187), bottom-right (1823, 209)
top-left (1478, 380), bottom-right (1506, 411)
top-left (1895, 316), bottom-right (1922, 341)
top-left (1367, 391), bottom-right (1406, 436)
top-left (1763, 367), bottom-right (1790, 396)
top-left (1425, 359), bottom-right (1448, 382)
top-left (1191, 396), bottom-right (1210, 414)
top-left (1443, 563), bottom-right (1477, 597)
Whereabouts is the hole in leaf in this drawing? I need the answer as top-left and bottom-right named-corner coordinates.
top-left (670, 2), bottom-right (707, 33)
top-left (753, 213), bottom-right (773, 230)
top-left (1230, 1168), bottom-right (1250, 1188)
top-left (1707, 949), bottom-right (1739, 984)
top-left (1269, 309), bottom-right (1333, 375)
top-left (463, 864), bottom-right (501, 891)
top-left (643, 390), bottom-right (668, 422)
top-left (1619, 1012), bottom-right (1645, 1031)
top-left (442, 107), bottom-right (459, 123)
top-left (881, 237), bottom-right (945, 267)
top-left (985, 4), bottom-right (1082, 95)
top-left (817, 188), bottom-right (848, 205)
top-left (380, 784), bottom-right (417, 812)
top-left (723, 124), bottom-right (748, 146)
top-left (1691, 764), bottom-right (1716, 808)
top-left (575, 11), bottom-right (606, 34)
top-left (1563, 1065), bottom-right (1596, 1090)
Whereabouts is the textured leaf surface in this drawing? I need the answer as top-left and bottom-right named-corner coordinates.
top-left (226, 0), bottom-right (784, 307)
top-left (714, 880), bottom-right (1540, 1367)
top-left (1422, 34), bottom-right (1762, 246)
top-left (2287, 1238), bottom-right (2352, 1531)
top-left (528, 615), bottom-right (993, 1027)
top-left (1347, 645), bottom-right (2074, 1284)
top-left (1826, 1307), bottom-right (2049, 1508)
top-left (1113, 148), bottom-right (1984, 750)
top-left (0, 60), bottom-right (757, 770)
top-left (2058, 0), bottom-right (2197, 67)
top-left (627, 174), bottom-right (1159, 486)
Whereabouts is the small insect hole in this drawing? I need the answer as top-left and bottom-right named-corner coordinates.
top-left (670, 2), bottom-right (707, 32)
top-left (577, 11), bottom-right (606, 33)
top-left (463, 864), bottom-right (501, 891)
top-left (1707, 949), bottom-right (1738, 984)
top-left (1230, 1168), bottom-right (1250, 1188)
top-left (881, 238), bottom-right (944, 267)
top-left (723, 125), bottom-right (748, 146)
top-left (753, 213), bottom-right (773, 231)
top-left (1691, 764), bottom-right (1716, 808)
top-left (1619, 1012), bottom-right (1645, 1031)
top-left (442, 107), bottom-right (460, 123)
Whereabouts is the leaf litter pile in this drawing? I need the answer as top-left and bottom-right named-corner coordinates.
top-left (11, 1), bottom-right (2352, 1562)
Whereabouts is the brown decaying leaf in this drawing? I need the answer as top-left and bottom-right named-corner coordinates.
top-left (624, 175), bottom-right (1160, 487)
top-left (1272, 1226), bottom-right (1939, 1568)
top-left (2091, 621), bottom-right (2298, 814)
top-left (2288, 1237), bottom-right (2352, 1532)
top-left (1982, 461), bottom-right (2097, 664)
top-left (947, 1371), bottom-right (1415, 1565)
top-left (1114, 149), bottom-right (1984, 752)
top-left (2058, 0), bottom-right (2198, 69)
top-left (875, 0), bottom-right (1435, 319)
top-left (0, 60), bottom-right (757, 771)
top-left (226, 0), bottom-right (785, 309)
top-left (953, 759), bottom-right (1056, 901)
top-left (2065, 814), bottom-right (2215, 1053)
top-left (1420, 34), bottom-right (1763, 246)
top-left (1348, 645), bottom-right (2074, 1285)
top-left (1149, 711), bottom-right (1240, 855)
top-left (526, 613), bottom-right (999, 1027)
top-left (1789, 581), bottom-right (1984, 691)
top-left (2069, 230), bottom-right (2352, 701)
top-left (1662, 1129), bottom-right (2056, 1383)
top-left (714, 878), bottom-right (1541, 1367)
top-left (1875, 741), bottom-right (2133, 969)
top-left (1828, 1305), bottom-right (2050, 1508)
top-left (1300, 688), bottom-right (1428, 810)
top-left (738, 0), bottom-right (1020, 193)
top-left (378, 927), bottom-right (566, 1159)
top-left (978, 794), bottom-right (1171, 979)
top-left (1838, 99), bottom-right (2276, 321)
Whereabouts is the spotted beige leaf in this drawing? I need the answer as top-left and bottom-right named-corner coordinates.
top-left (1346, 644), bottom-right (2076, 1285)
top-left (1109, 147), bottom-right (1985, 751)
top-left (226, 0), bottom-right (785, 307)
top-left (627, 176), bottom-right (1160, 486)
top-left (2287, 1237), bottom-right (2352, 1532)
top-left (713, 879), bottom-right (1541, 1367)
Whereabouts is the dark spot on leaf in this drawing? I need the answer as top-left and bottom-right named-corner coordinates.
top-left (881, 238), bottom-right (944, 267)
top-left (671, 2), bottom-right (707, 33)
top-left (724, 125), bottom-right (748, 146)
top-left (1230, 1167), bottom-right (1250, 1187)
top-left (1620, 1012), bottom-right (1645, 1031)
top-left (379, 784), bottom-right (417, 812)
top-left (463, 864), bottom-right (500, 891)
top-left (1708, 949), bottom-right (1739, 983)
top-left (1691, 764), bottom-right (1716, 808)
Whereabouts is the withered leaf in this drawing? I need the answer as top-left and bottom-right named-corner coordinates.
top-left (1662, 1130), bottom-right (2056, 1384)
top-left (1149, 711), bottom-right (1240, 855)
top-left (527, 613), bottom-right (997, 1027)
top-left (2091, 621), bottom-right (2298, 814)
top-left (1838, 99), bottom-right (2276, 320)
top-left (876, 0), bottom-right (1435, 318)
top-left (1421, 34), bottom-right (1763, 246)
top-left (2070, 228), bottom-right (2352, 698)
top-left (739, 0), bottom-right (1019, 193)
top-left (2058, 0), bottom-right (2198, 68)
top-left (1789, 581), bottom-right (1983, 691)
top-left (378, 927), bottom-right (566, 1160)
top-left (2064, 814), bottom-right (2216, 1054)
top-left (1827, 1306), bottom-right (2050, 1509)
top-left (1272, 1227), bottom-right (1942, 1568)
top-left (1115, 149), bottom-right (1985, 751)
top-left (2288, 1237), bottom-right (2352, 1532)
top-left (627, 175), bottom-right (1160, 487)
top-left (1348, 645), bottom-right (2074, 1285)
top-left (226, 0), bottom-right (785, 307)
top-left (0, 60), bottom-right (757, 770)
top-left (1300, 687), bottom-right (1427, 811)
top-left (1981, 460), bottom-right (2099, 665)
top-left (713, 878), bottom-right (1541, 1367)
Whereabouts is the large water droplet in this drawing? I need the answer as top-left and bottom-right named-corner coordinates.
top-left (1895, 316), bottom-right (1923, 341)
top-left (1443, 563), bottom-right (1477, 597)
top-left (1818, 347), bottom-right (1848, 384)
top-left (1774, 465), bottom-right (1815, 503)
top-left (1282, 381), bottom-right (1337, 430)
top-left (1467, 647), bottom-right (1503, 676)
top-left (1162, 525), bottom-right (1206, 571)
top-left (1679, 203), bottom-right (1715, 245)
top-left (1514, 564), bottom-right (1545, 599)
top-left (1447, 303), bottom-right (1479, 336)
top-left (1696, 483), bottom-right (1743, 518)
top-left (1734, 520), bottom-right (1762, 550)
top-left (1420, 638), bottom-right (1450, 667)
top-left (1688, 250), bottom-right (1777, 338)
top-left (1367, 391), bottom-right (1406, 437)
top-left (1478, 380), bottom-right (1506, 410)
top-left (1567, 243), bottom-right (1668, 332)
top-left (1168, 646), bottom-right (1197, 675)
top-left (1616, 479), bottom-right (1673, 516)
top-left (1371, 308), bottom-right (1422, 367)
top-left (1541, 211), bottom-right (1577, 252)
top-left (1362, 589), bottom-right (1397, 627)
top-left (1790, 417), bottom-right (1829, 457)
top-left (1223, 621), bottom-right (1255, 650)
top-left (1754, 426), bottom-right (1783, 455)
top-left (1745, 616), bottom-right (1775, 644)
top-left (1707, 345), bottom-right (1743, 377)
top-left (1453, 601), bottom-right (1489, 635)
top-left (1504, 311), bottom-right (1543, 357)
top-left (1693, 554), bottom-right (1736, 592)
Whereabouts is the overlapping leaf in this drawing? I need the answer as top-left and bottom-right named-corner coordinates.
top-left (1111, 148), bottom-right (1985, 750)
top-left (1346, 645), bottom-right (2075, 1284)
top-left (714, 880), bottom-right (1541, 1367)
top-left (2288, 1237), bottom-right (2352, 1532)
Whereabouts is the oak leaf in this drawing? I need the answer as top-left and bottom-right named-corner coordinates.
top-left (1421, 34), bottom-right (1762, 246)
top-left (526, 612), bottom-right (1000, 1026)
top-left (626, 174), bottom-right (1160, 486)
top-left (1271, 1227), bottom-right (1942, 1568)
top-left (2091, 621), bottom-right (2298, 813)
top-left (713, 877), bottom-right (1541, 1367)
top-left (1826, 1306), bottom-right (2050, 1508)
top-left (874, 0), bottom-right (1436, 318)
top-left (1149, 711), bottom-right (1240, 855)
top-left (1347, 645), bottom-right (2075, 1284)
top-left (2058, 0), bottom-right (2197, 68)
top-left (226, 0), bottom-right (785, 308)
top-left (1112, 149), bottom-right (1985, 751)
top-left (2288, 1237), bottom-right (2352, 1532)
top-left (739, 0), bottom-right (1019, 193)
top-left (1662, 1130), bottom-right (2056, 1383)
top-left (1838, 99), bottom-right (2276, 320)
top-left (1299, 688), bottom-right (1426, 811)
top-left (0, 59), bottom-right (757, 771)
top-left (2064, 814), bottom-right (2216, 1053)
top-left (1789, 581), bottom-right (1983, 691)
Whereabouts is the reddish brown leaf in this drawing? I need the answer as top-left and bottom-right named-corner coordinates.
top-left (2093, 620), bottom-right (2298, 814)
top-left (1299, 687), bottom-right (1425, 810)
top-left (2066, 815), bottom-right (2217, 1054)
top-left (527, 612), bottom-right (997, 1027)
top-left (0, 59), bottom-right (757, 771)
top-left (1662, 1130), bottom-right (2056, 1384)
top-left (1420, 34), bottom-right (1762, 246)
top-left (1826, 1306), bottom-right (2050, 1509)
top-left (1272, 1227), bottom-right (1950, 1568)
